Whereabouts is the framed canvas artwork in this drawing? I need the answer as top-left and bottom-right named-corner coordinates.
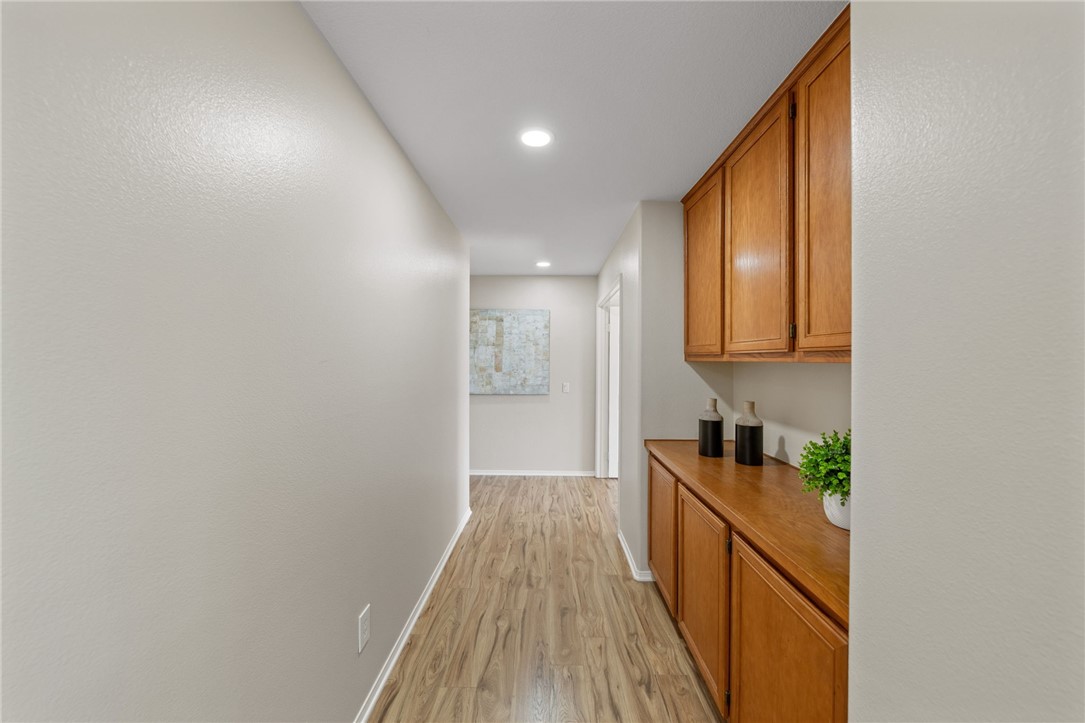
top-left (469, 308), bottom-right (550, 395)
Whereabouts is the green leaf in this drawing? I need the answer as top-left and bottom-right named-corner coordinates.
top-left (797, 428), bottom-right (850, 501)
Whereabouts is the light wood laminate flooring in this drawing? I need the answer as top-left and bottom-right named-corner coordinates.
top-left (371, 475), bottom-right (720, 722)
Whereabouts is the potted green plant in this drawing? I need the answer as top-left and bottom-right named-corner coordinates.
top-left (798, 429), bottom-right (851, 530)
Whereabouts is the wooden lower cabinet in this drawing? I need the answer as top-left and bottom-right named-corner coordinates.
top-left (730, 534), bottom-right (848, 722)
top-left (647, 457), bottom-right (678, 616)
top-left (645, 444), bottom-right (850, 721)
top-left (677, 485), bottom-right (729, 713)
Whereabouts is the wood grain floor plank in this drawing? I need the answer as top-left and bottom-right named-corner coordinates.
top-left (570, 560), bottom-right (607, 640)
top-left (512, 590), bottom-right (552, 722)
top-left (474, 606), bottom-right (523, 722)
top-left (551, 665), bottom-right (594, 723)
top-left (427, 687), bottom-right (477, 723)
top-left (605, 576), bottom-right (688, 677)
top-left (369, 635), bottom-right (410, 722)
top-left (371, 475), bottom-right (719, 723)
top-left (547, 597), bottom-right (585, 667)
top-left (657, 673), bottom-right (723, 723)
top-left (442, 584), bottom-right (504, 688)
top-left (372, 631), bottom-right (446, 722)
top-left (583, 635), bottom-right (654, 723)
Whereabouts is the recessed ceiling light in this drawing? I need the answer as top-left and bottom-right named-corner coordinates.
top-left (520, 128), bottom-right (553, 148)
top-left (536, 261), bottom-right (551, 268)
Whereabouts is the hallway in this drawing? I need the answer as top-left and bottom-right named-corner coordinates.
top-left (371, 476), bottom-right (720, 722)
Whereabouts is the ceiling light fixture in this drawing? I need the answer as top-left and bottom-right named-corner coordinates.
top-left (535, 261), bottom-right (551, 268)
top-left (520, 128), bottom-right (553, 148)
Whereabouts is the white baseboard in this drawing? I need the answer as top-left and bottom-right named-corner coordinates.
top-left (618, 529), bottom-right (655, 582)
top-left (353, 507), bottom-right (472, 723)
top-left (469, 469), bottom-right (597, 477)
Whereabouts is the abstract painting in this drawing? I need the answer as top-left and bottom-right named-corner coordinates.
top-left (470, 309), bottom-right (550, 395)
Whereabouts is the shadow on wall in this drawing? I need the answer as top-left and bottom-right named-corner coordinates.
top-left (773, 435), bottom-right (791, 464)
top-left (687, 362), bottom-right (736, 437)
top-left (686, 361), bottom-right (851, 464)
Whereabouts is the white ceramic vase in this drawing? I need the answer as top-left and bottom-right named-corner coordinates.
top-left (823, 494), bottom-right (850, 531)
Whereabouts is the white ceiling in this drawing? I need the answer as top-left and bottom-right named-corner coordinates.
top-left (303, 1), bottom-right (846, 276)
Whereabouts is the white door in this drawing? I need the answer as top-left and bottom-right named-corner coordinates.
top-left (607, 306), bottom-right (620, 478)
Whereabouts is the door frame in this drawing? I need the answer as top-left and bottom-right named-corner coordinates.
top-left (595, 276), bottom-right (622, 478)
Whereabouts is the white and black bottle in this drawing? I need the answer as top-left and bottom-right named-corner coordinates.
top-left (698, 397), bottom-right (723, 457)
top-left (735, 401), bottom-right (763, 466)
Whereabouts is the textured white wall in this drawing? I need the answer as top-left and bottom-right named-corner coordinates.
top-left (469, 276), bottom-right (597, 473)
top-left (851, 3), bottom-right (1084, 720)
top-left (641, 201), bottom-right (733, 441)
top-left (597, 207), bottom-right (645, 569)
top-left (599, 202), bottom-right (727, 573)
top-left (2, 3), bottom-right (469, 721)
top-left (727, 363), bottom-right (850, 464)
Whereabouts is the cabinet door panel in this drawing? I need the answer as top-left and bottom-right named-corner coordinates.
top-left (684, 171), bottom-right (723, 356)
top-left (648, 457), bottom-right (678, 616)
top-left (796, 21), bottom-right (851, 351)
top-left (724, 96), bottom-right (793, 354)
top-left (731, 535), bottom-right (848, 723)
top-left (677, 485), bottom-right (729, 712)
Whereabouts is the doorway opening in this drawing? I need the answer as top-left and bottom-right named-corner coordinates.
top-left (596, 278), bottom-right (621, 479)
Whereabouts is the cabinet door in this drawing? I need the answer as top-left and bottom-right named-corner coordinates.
top-left (796, 20), bottom-right (851, 352)
top-left (684, 170), bottom-right (723, 357)
top-left (730, 535), bottom-right (848, 723)
top-left (724, 95), bottom-right (793, 354)
top-left (677, 485), bottom-right (729, 712)
top-left (648, 457), bottom-right (678, 616)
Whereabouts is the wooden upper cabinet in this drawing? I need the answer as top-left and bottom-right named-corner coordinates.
top-left (677, 485), bottom-right (729, 713)
top-left (684, 170), bottom-right (723, 357)
top-left (682, 6), bottom-right (850, 363)
top-left (724, 94), bottom-right (793, 354)
top-left (796, 19), bottom-right (851, 352)
top-left (648, 457), bottom-right (678, 617)
top-left (730, 535), bottom-right (848, 723)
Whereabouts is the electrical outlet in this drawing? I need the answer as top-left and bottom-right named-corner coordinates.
top-left (358, 605), bottom-right (370, 654)
top-left (562, 382), bottom-right (570, 393)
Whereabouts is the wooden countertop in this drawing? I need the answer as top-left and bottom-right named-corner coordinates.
top-left (645, 439), bottom-right (850, 629)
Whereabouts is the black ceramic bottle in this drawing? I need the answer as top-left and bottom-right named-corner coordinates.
top-left (735, 400), bottom-right (764, 466)
top-left (698, 397), bottom-right (723, 457)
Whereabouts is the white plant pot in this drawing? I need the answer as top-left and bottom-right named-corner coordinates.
top-left (823, 494), bottom-right (850, 531)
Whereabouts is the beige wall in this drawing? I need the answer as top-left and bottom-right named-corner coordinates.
top-left (641, 202), bottom-right (734, 442)
top-left (2, 3), bottom-right (469, 721)
top-left (726, 363), bottom-right (850, 464)
top-left (469, 276), bottom-right (597, 473)
top-left (597, 207), bottom-right (646, 569)
top-left (605, 199), bottom-right (850, 575)
top-left (851, 2), bottom-right (1084, 719)
top-left (599, 201), bottom-right (730, 574)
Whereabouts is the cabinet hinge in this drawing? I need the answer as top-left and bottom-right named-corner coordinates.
top-left (726, 538), bottom-right (732, 554)
top-left (789, 323), bottom-right (797, 339)
top-left (789, 102), bottom-right (796, 119)
top-left (725, 690), bottom-right (731, 708)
